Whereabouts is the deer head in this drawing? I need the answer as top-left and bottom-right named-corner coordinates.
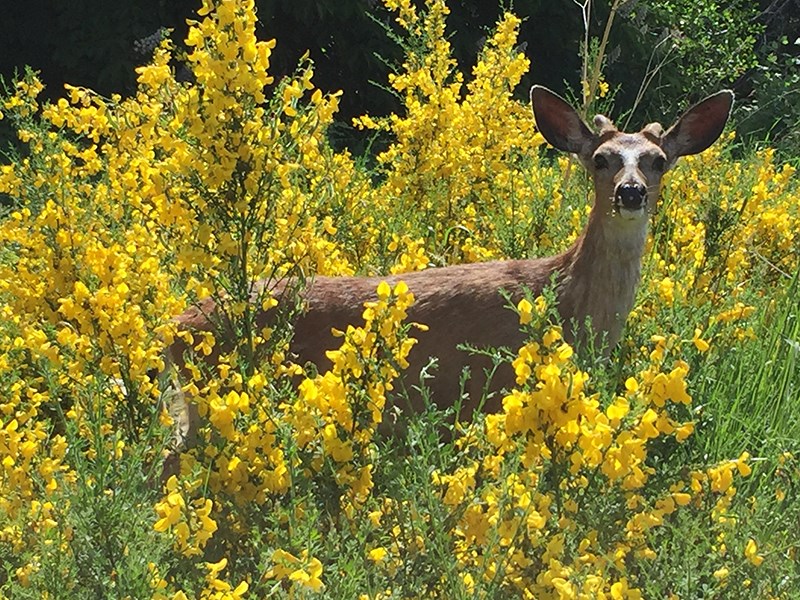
top-left (530, 86), bottom-right (734, 221)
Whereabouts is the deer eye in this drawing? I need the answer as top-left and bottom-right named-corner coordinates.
top-left (593, 154), bottom-right (609, 170)
top-left (652, 156), bottom-right (666, 172)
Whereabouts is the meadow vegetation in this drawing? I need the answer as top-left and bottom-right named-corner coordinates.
top-left (0, 0), bottom-right (798, 598)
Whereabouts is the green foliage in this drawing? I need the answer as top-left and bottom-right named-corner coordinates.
top-left (738, 35), bottom-right (800, 158)
top-left (1, 0), bottom-right (797, 152)
top-left (0, 0), bottom-right (798, 597)
top-left (638, 1), bottom-right (759, 92)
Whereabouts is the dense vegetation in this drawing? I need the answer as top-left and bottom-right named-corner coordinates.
top-left (1, 0), bottom-right (799, 153)
top-left (0, 0), bottom-right (798, 598)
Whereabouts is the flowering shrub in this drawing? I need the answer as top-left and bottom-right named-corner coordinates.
top-left (419, 302), bottom-right (755, 597)
top-left (0, 0), bottom-right (798, 597)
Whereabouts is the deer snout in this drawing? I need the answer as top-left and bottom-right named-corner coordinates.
top-left (614, 182), bottom-right (647, 211)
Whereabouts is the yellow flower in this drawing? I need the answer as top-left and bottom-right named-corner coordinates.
top-left (517, 298), bottom-right (533, 325)
top-left (672, 492), bottom-right (692, 506)
top-left (744, 538), bottom-right (764, 566)
top-left (368, 547), bottom-right (388, 563)
top-left (693, 328), bottom-right (710, 352)
top-left (289, 557), bottom-right (324, 591)
top-left (675, 421), bottom-right (694, 442)
top-left (610, 577), bottom-right (642, 599)
top-left (735, 452), bottom-right (752, 477)
top-left (657, 277), bottom-right (675, 305)
top-left (606, 397), bottom-right (629, 421)
top-left (709, 464), bottom-right (734, 493)
top-left (376, 280), bottom-right (392, 300)
top-left (268, 549), bottom-right (324, 592)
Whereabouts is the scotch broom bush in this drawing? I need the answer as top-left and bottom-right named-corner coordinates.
top-left (0, 0), bottom-right (797, 597)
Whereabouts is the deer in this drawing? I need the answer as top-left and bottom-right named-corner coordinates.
top-left (163, 86), bottom-right (733, 452)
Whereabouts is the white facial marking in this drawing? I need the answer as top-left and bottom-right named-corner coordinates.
top-left (618, 145), bottom-right (644, 169)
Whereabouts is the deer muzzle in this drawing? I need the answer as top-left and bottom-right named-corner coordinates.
top-left (614, 183), bottom-right (647, 211)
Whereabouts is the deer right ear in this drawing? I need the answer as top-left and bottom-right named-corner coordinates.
top-left (531, 86), bottom-right (594, 154)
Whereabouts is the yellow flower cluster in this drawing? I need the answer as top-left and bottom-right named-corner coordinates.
top-left (0, 0), bottom-right (360, 593)
top-left (353, 0), bottom-right (555, 264)
top-left (0, 0), bottom-right (796, 596)
top-left (154, 476), bottom-right (218, 557)
top-left (421, 313), bottom-right (752, 597)
top-left (266, 548), bottom-right (324, 593)
top-left (636, 141), bottom-right (799, 341)
top-left (288, 281), bottom-right (418, 509)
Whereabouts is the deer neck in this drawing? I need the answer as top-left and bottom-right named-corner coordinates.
top-left (559, 204), bottom-right (649, 348)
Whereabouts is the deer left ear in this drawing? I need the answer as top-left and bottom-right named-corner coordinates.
top-left (662, 90), bottom-right (734, 160)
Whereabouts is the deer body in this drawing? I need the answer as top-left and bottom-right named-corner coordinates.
top-left (176, 258), bottom-right (553, 416)
top-left (168, 86), bottom-right (733, 434)
top-left (290, 218), bottom-right (645, 414)
top-left (175, 206), bottom-right (649, 417)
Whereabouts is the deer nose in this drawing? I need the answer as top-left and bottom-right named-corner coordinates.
top-left (615, 183), bottom-right (647, 210)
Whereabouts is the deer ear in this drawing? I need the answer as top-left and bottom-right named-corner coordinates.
top-left (531, 86), bottom-right (594, 154)
top-left (662, 90), bottom-right (733, 159)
